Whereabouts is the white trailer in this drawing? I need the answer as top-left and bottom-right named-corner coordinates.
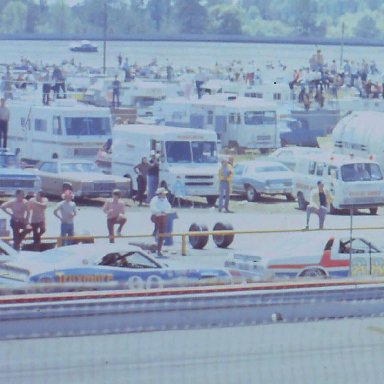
top-left (112, 124), bottom-right (219, 204)
top-left (156, 95), bottom-right (279, 152)
top-left (333, 111), bottom-right (384, 169)
top-left (7, 98), bottom-right (112, 163)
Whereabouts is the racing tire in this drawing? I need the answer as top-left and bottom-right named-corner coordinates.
top-left (245, 185), bottom-right (259, 202)
top-left (285, 193), bottom-right (295, 202)
top-left (188, 223), bottom-right (209, 250)
top-left (369, 207), bottom-right (378, 215)
top-left (206, 195), bottom-right (218, 206)
top-left (212, 222), bottom-right (234, 249)
top-left (146, 275), bottom-right (164, 290)
top-left (297, 192), bottom-right (308, 211)
top-left (127, 275), bottom-right (145, 290)
top-left (299, 268), bottom-right (327, 278)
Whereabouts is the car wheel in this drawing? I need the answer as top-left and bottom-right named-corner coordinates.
top-left (245, 185), bottom-right (259, 202)
top-left (285, 193), bottom-right (295, 202)
top-left (329, 203), bottom-right (338, 215)
top-left (206, 195), bottom-right (217, 206)
top-left (188, 223), bottom-right (209, 249)
top-left (297, 192), bottom-right (308, 210)
top-left (212, 222), bottom-right (234, 248)
top-left (369, 207), bottom-right (378, 215)
top-left (299, 268), bottom-right (326, 278)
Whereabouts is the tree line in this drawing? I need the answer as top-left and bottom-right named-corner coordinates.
top-left (0, 0), bottom-right (383, 40)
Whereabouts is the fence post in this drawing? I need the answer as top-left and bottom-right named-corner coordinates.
top-left (181, 235), bottom-right (187, 256)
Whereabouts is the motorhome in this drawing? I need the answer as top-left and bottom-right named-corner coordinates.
top-left (294, 151), bottom-right (384, 215)
top-left (157, 95), bottom-right (279, 152)
top-left (7, 98), bottom-right (112, 164)
top-left (111, 124), bottom-right (219, 204)
top-left (333, 111), bottom-right (384, 169)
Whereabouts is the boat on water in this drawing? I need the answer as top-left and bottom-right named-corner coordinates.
top-left (69, 40), bottom-right (98, 53)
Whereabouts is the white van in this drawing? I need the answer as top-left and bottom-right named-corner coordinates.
top-left (112, 124), bottom-right (219, 204)
top-left (7, 98), bottom-right (112, 163)
top-left (294, 152), bottom-right (384, 214)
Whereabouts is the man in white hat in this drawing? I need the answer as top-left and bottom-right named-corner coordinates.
top-left (150, 187), bottom-right (172, 258)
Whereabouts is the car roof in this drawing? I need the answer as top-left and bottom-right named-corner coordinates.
top-left (236, 160), bottom-right (289, 168)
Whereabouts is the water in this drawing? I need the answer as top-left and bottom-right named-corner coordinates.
top-left (1, 39), bottom-right (384, 72)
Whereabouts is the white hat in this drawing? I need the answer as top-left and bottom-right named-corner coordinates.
top-left (150, 150), bottom-right (156, 156)
top-left (156, 187), bottom-right (168, 195)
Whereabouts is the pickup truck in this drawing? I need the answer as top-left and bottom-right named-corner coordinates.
top-left (225, 235), bottom-right (384, 279)
top-left (0, 148), bottom-right (41, 196)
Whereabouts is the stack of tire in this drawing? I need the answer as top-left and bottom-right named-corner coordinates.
top-left (188, 222), bottom-right (234, 249)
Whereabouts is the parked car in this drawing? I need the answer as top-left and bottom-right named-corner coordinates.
top-left (0, 243), bottom-right (242, 289)
top-left (27, 159), bottom-right (131, 198)
top-left (0, 148), bottom-right (41, 196)
top-left (232, 160), bottom-right (294, 202)
top-left (267, 147), bottom-right (322, 171)
top-left (225, 235), bottom-right (384, 279)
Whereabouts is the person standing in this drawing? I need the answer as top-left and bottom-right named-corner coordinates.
top-left (147, 151), bottom-right (159, 203)
top-left (102, 189), bottom-right (127, 243)
top-left (218, 159), bottom-right (234, 213)
top-left (53, 189), bottom-right (77, 246)
top-left (0, 98), bottom-right (9, 148)
top-left (52, 65), bottom-right (66, 99)
top-left (133, 157), bottom-right (150, 206)
top-left (150, 187), bottom-right (172, 258)
top-left (112, 75), bottom-right (121, 108)
top-left (28, 191), bottom-right (48, 248)
top-left (305, 181), bottom-right (332, 230)
top-left (1, 189), bottom-right (32, 250)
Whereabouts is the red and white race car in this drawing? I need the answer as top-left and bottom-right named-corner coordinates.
top-left (225, 235), bottom-right (384, 279)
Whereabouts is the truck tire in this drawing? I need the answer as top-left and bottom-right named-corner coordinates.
top-left (370, 207), bottom-right (378, 215)
top-left (212, 222), bottom-right (234, 248)
top-left (297, 192), bottom-right (308, 211)
top-left (206, 195), bottom-right (217, 206)
top-left (188, 223), bottom-right (209, 249)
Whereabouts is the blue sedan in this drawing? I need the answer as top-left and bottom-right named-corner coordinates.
top-left (0, 244), bottom-right (236, 290)
top-left (232, 160), bottom-right (295, 202)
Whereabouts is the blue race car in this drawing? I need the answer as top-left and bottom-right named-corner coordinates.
top-left (0, 243), bottom-right (237, 290)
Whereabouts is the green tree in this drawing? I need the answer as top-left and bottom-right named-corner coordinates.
top-left (354, 15), bottom-right (380, 38)
top-left (148, 0), bottom-right (171, 32)
top-left (290, 0), bottom-right (318, 36)
top-left (209, 5), bottom-right (243, 35)
top-left (0, 1), bottom-right (27, 33)
top-left (174, 0), bottom-right (208, 34)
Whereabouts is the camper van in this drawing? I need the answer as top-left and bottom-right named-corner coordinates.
top-left (333, 111), bottom-right (384, 169)
top-left (7, 98), bottom-right (112, 164)
top-left (157, 95), bottom-right (279, 152)
top-left (294, 151), bottom-right (384, 215)
top-left (112, 124), bottom-right (219, 203)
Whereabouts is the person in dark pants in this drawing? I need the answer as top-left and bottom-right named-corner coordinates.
top-left (112, 75), bottom-right (121, 108)
top-left (134, 157), bottom-right (150, 206)
top-left (147, 151), bottom-right (160, 203)
top-left (52, 66), bottom-right (66, 99)
top-left (0, 98), bottom-right (10, 148)
top-left (1, 189), bottom-right (32, 250)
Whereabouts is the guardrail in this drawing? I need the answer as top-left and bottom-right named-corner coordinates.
top-left (1, 224), bottom-right (384, 256)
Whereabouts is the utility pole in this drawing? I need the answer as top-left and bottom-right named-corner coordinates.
top-left (103, 0), bottom-right (107, 75)
top-left (339, 21), bottom-right (345, 68)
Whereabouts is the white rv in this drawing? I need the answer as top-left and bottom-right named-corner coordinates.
top-left (7, 98), bottom-right (112, 163)
top-left (157, 95), bottom-right (279, 152)
top-left (112, 124), bottom-right (219, 203)
top-left (333, 111), bottom-right (384, 169)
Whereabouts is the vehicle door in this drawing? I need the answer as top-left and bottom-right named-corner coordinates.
top-left (37, 161), bottom-right (60, 195)
top-left (232, 164), bottom-right (246, 193)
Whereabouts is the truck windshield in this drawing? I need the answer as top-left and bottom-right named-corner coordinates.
top-left (64, 117), bottom-right (111, 136)
top-left (165, 141), bottom-right (218, 164)
top-left (341, 163), bottom-right (383, 182)
top-left (244, 111), bottom-right (276, 125)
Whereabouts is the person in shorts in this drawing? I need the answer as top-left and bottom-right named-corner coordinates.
top-left (28, 191), bottom-right (48, 248)
top-left (102, 189), bottom-right (127, 243)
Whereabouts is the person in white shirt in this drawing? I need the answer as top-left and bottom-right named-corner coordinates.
top-left (28, 190), bottom-right (48, 247)
top-left (150, 187), bottom-right (172, 258)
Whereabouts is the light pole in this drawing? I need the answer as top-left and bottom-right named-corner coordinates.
top-left (103, 0), bottom-right (107, 75)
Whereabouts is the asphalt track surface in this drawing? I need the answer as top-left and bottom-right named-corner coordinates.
top-left (1, 317), bottom-right (384, 384)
